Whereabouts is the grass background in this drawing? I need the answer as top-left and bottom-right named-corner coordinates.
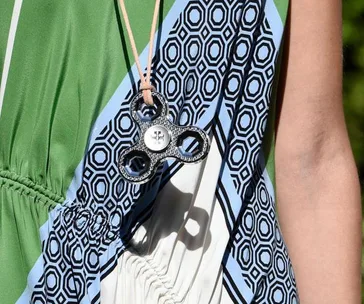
top-left (342, 0), bottom-right (364, 301)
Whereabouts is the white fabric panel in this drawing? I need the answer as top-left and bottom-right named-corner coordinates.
top-left (101, 137), bottom-right (232, 303)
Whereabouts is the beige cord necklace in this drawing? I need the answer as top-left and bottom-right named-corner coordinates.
top-left (117, 0), bottom-right (211, 184)
top-left (119, 0), bottom-right (161, 105)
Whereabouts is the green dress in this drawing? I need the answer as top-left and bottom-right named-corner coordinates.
top-left (0, 0), bottom-right (298, 303)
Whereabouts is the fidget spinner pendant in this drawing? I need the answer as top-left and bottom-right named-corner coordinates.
top-left (118, 91), bottom-right (210, 184)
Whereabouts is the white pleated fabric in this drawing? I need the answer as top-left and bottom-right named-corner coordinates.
top-left (101, 137), bottom-right (232, 304)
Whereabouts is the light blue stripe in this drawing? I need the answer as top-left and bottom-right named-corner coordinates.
top-left (221, 167), bottom-right (241, 221)
top-left (79, 273), bottom-right (101, 304)
top-left (266, 0), bottom-right (284, 48)
top-left (259, 0), bottom-right (280, 200)
top-left (225, 254), bottom-right (254, 303)
top-left (260, 153), bottom-right (275, 200)
top-left (219, 103), bottom-right (234, 137)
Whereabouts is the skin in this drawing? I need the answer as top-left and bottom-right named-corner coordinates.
top-left (275, 0), bottom-right (362, 303)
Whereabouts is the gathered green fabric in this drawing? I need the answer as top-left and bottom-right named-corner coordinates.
top-left (0, 173), bottom-right (56, 303)
top-left (0, 170), bottom-right (64, 206)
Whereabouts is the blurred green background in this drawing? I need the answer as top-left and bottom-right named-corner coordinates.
top-left (342, 0), bottom-right (364, 301)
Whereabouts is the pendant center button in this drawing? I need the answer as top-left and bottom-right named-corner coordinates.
top-left (144, 125), bottom-right (171, 152)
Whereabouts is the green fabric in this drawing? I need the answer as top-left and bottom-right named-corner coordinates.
top-left (0, 1), bottom-right (174, 303)
top-left (274, 0), bottom-right (289, 24)
top-left (0, 171), bottom-right (60, 303)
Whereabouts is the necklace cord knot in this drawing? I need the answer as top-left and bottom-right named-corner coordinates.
top-left (140, 83), bottom-right (155, 105)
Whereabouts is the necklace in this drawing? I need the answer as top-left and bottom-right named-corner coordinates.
top-left (118, 0), bottom-right (210, 184)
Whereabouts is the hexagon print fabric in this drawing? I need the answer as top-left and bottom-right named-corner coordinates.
top-left (0, 0), bottom-right (298, 303)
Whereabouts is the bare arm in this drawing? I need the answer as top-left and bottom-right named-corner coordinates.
top-left (275, 0), bottom-right (362, 303)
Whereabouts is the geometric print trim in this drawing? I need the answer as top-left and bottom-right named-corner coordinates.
top-left (216, 0), bottom-right (299, 302)
top-left (222, 152), bottom-right (299, 304)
